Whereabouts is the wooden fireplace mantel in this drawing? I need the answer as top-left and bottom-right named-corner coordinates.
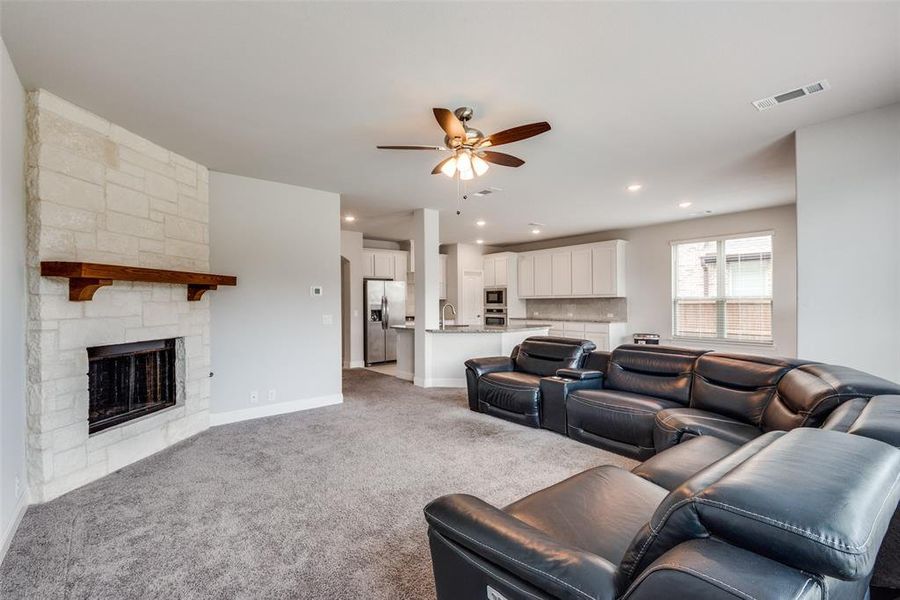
top-left (40, 261), bottom-right (237, 302)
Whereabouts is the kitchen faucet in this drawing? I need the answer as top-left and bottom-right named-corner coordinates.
top-left (441, 303), bottom-right (457, 329)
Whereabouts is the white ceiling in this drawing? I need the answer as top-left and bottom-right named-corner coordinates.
top-left (3, 2), bottom-right (899, 245)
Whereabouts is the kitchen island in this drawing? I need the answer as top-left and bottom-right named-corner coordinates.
top-left (392, 324), bottom-right (550, 387)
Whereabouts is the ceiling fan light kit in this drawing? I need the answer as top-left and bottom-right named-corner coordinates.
top-left (377, 107), bottom-right (551, 181)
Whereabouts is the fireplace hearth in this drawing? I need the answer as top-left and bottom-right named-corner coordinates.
top-left (88, 339), bottom-right (178, 434)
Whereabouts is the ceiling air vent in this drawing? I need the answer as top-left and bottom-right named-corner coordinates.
top-left (472, 187), bottom-right (503, 197)
top-left (752, 79), bottom-right (830, 111)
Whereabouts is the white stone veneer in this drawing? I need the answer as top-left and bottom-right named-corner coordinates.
top-left (25, 90), bottom-right (211, 502)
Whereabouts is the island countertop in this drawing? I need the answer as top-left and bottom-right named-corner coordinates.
top-left (392, 324), bottom-right (551, 334)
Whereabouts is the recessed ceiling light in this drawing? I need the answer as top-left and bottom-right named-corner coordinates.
top-left (678, 201), bottom-right (693, 208)
top-left (343, 215), bottom-right (356, 222)
top-left (531, 228), bottom-right (541, 235)
top-left (475, 239), bottom-right (484, 245)
top-left (475, 219), bottom-right (486, 227)
top-left (626, 184), bottom-right (643, 192)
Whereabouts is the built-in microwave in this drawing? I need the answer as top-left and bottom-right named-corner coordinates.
top-left (484, 288), bottom-right (506, 307)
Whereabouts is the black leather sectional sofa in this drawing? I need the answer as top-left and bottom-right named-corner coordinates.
top-left (424, 338), bottom-right (900, 599)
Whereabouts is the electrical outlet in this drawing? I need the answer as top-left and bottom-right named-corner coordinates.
top-left (249, 390), bottom-right (259, 404)
top-left (267, 389), bottom-right (277, 403)
top-left (606, 313), bottom-right (614, 318)
top-left (322, 314), bottom-right (333, 325)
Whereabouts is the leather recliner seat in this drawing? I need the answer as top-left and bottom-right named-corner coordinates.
top-left (424, 427), bottom-right (900, 600)
top-left (465, 337), bottom-right (596, 428)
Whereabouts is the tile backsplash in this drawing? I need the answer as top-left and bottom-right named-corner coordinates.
top-left (526, 298), bottom-right (627, 322)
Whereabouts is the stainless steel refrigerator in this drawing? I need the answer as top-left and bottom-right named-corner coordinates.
top-left (364, 279), bottom-right (406, 365)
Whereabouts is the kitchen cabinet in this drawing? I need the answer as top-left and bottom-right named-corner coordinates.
top-left (534, 253), bottom-right (553, 296)
top-left (551, 251), bottom-right (572, 296)
top-left (362, 250), bottom-right (376, 278)
top-left (373, 253), bottom-right (394, 279)
top-left (483, 256), bottom-right (495, 287)
top-left (518, 255), bottom-right (534, 297)
top-left (494, 256), bottom-right (509, 286)
top-left (571, 248), bottom-right (593, 296)
top-left (439, 254), bottom-right (448, 300)
top-left (516, 240), bottom-right (626, 299)
top-left (362, 249), bottom-right (409, 282)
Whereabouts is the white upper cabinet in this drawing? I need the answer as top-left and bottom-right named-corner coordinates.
top-left (362, 250), bottom-right (376, 278)
top-left (518, 254), bottom-right (534, 297)
top-left (494, 256), bottom-right (509, 286)
top-left (571, 248), bottom-right (593, 295)
top-left (483, 256), bottom-right (496, 287)
top-left (551, 251), bottom-right (572, 296)
top-left (516, 240), bottom-right (626, 298)
top-left (362, 249), bottom-right (410, 282)
top-left (534, 253), bottom-right (553, 296)
top-left (592, 241), bottom-right (626, 296)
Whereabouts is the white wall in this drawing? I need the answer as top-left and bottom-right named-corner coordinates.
top-left (796, 103), bottom-right (900, 381)
top-left (340, 230), bottom-right (364, 368)
top-left (209, 172), bottom-right (342, 424)
top-left (0, 35), bottom-right (27, 559)
top-left (504, 205), bottom-right (798, 357)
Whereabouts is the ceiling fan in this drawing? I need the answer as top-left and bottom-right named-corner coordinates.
top-left (377, 107), bottom-right (551, 180)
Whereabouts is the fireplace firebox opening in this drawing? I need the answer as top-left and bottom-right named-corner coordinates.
top-left (87, 338), bottom-right (178, 434)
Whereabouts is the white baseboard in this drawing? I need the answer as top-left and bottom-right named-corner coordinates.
top-left (413, 377), bottom-right (466, 388)
top-left (0, 488), bottom-right (30, 565)
top-left (209, 393), bottom-right (343, 426)
top-left (349, 360), bottom-right (365, 369)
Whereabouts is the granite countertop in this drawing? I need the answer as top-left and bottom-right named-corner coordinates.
top-left (392, 324), bottom-right (552, 334)
top-left (508, 316), bottom-right (625, 324)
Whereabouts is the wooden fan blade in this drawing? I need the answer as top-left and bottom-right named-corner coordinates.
top-left (479, 151), bottom-right (525, 167)
top-left (431, 156), bottom-right (454, 175)
top-left (433, 108), bottom-right (466, 140)
top-left (377, 145), bottom-right (446, 151)
top-left (481, 122), bottom-right (551, 148)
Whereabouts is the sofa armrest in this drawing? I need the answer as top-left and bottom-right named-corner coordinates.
top-left (540, 375), bottom-right (605, 434)
top-left (465, 356), bottom-right (515, 378)
top-left (425, 494), bottom-right (618, 600)
top-left (556, 368), bottom-right (603, 381)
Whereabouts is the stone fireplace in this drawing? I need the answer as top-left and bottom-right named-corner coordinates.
top-left (25, 90), bottom-right (211, 502)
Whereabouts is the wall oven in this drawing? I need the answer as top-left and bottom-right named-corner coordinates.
top-left (484, 288), bottom-right (506, 308)
top-left (484, 308), bottom-right (507, 327)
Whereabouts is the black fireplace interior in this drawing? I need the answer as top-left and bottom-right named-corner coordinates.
top-left (88, 338), bottom-right (177, 434)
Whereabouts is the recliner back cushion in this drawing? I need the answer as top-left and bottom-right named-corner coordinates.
top-left (762, 363), bottom-right (900, 432)
top-left (605, 345), bottom-right (706, 404)
top-left (690, 353), bottom-right (806, 425)
top-left (695, 429), bottom-right (900, 580)
top-left (513, 337), bottom-right (595, 377)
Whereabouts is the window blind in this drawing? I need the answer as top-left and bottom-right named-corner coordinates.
top-left (672, 234), bottom-right (773, 343)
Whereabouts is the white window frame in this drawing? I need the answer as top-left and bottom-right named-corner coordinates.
top-left (670, 231), bottom-right (775, 346)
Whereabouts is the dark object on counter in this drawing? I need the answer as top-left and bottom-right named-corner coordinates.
top-left (633, 333), bottom-right (660, 345)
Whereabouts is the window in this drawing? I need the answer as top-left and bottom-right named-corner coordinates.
top-left (672, 233), bottom-right (773, 344)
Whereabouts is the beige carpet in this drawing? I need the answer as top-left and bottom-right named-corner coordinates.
top-left (1, 369), bottom-right (635, 600)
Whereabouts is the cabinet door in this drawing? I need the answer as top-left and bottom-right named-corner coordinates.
top-left (571, 248), bottom-right (592, 296)
top-left (551, 251), bottom-right (572, 296)
top-left (585, 333), bottom-right (610, 351)
top-left (362, 250), bottom-right (376, 278)
top-left (483, 257), bottom-right (495, 287)
top-left (518, 255), bottom-right (535, 297)
top-left (592, 244), bottom-right (616, 296)
top-left (494, 256), bottom-right (509, 286)
top-left (373, 252), bottom-right (394, 279)
top-left (393, 252), bottom-right (407, 282)
top-left (439, 255), bottom-right (448, 299)
top-left (534, 253), bottom-right (553, 296)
